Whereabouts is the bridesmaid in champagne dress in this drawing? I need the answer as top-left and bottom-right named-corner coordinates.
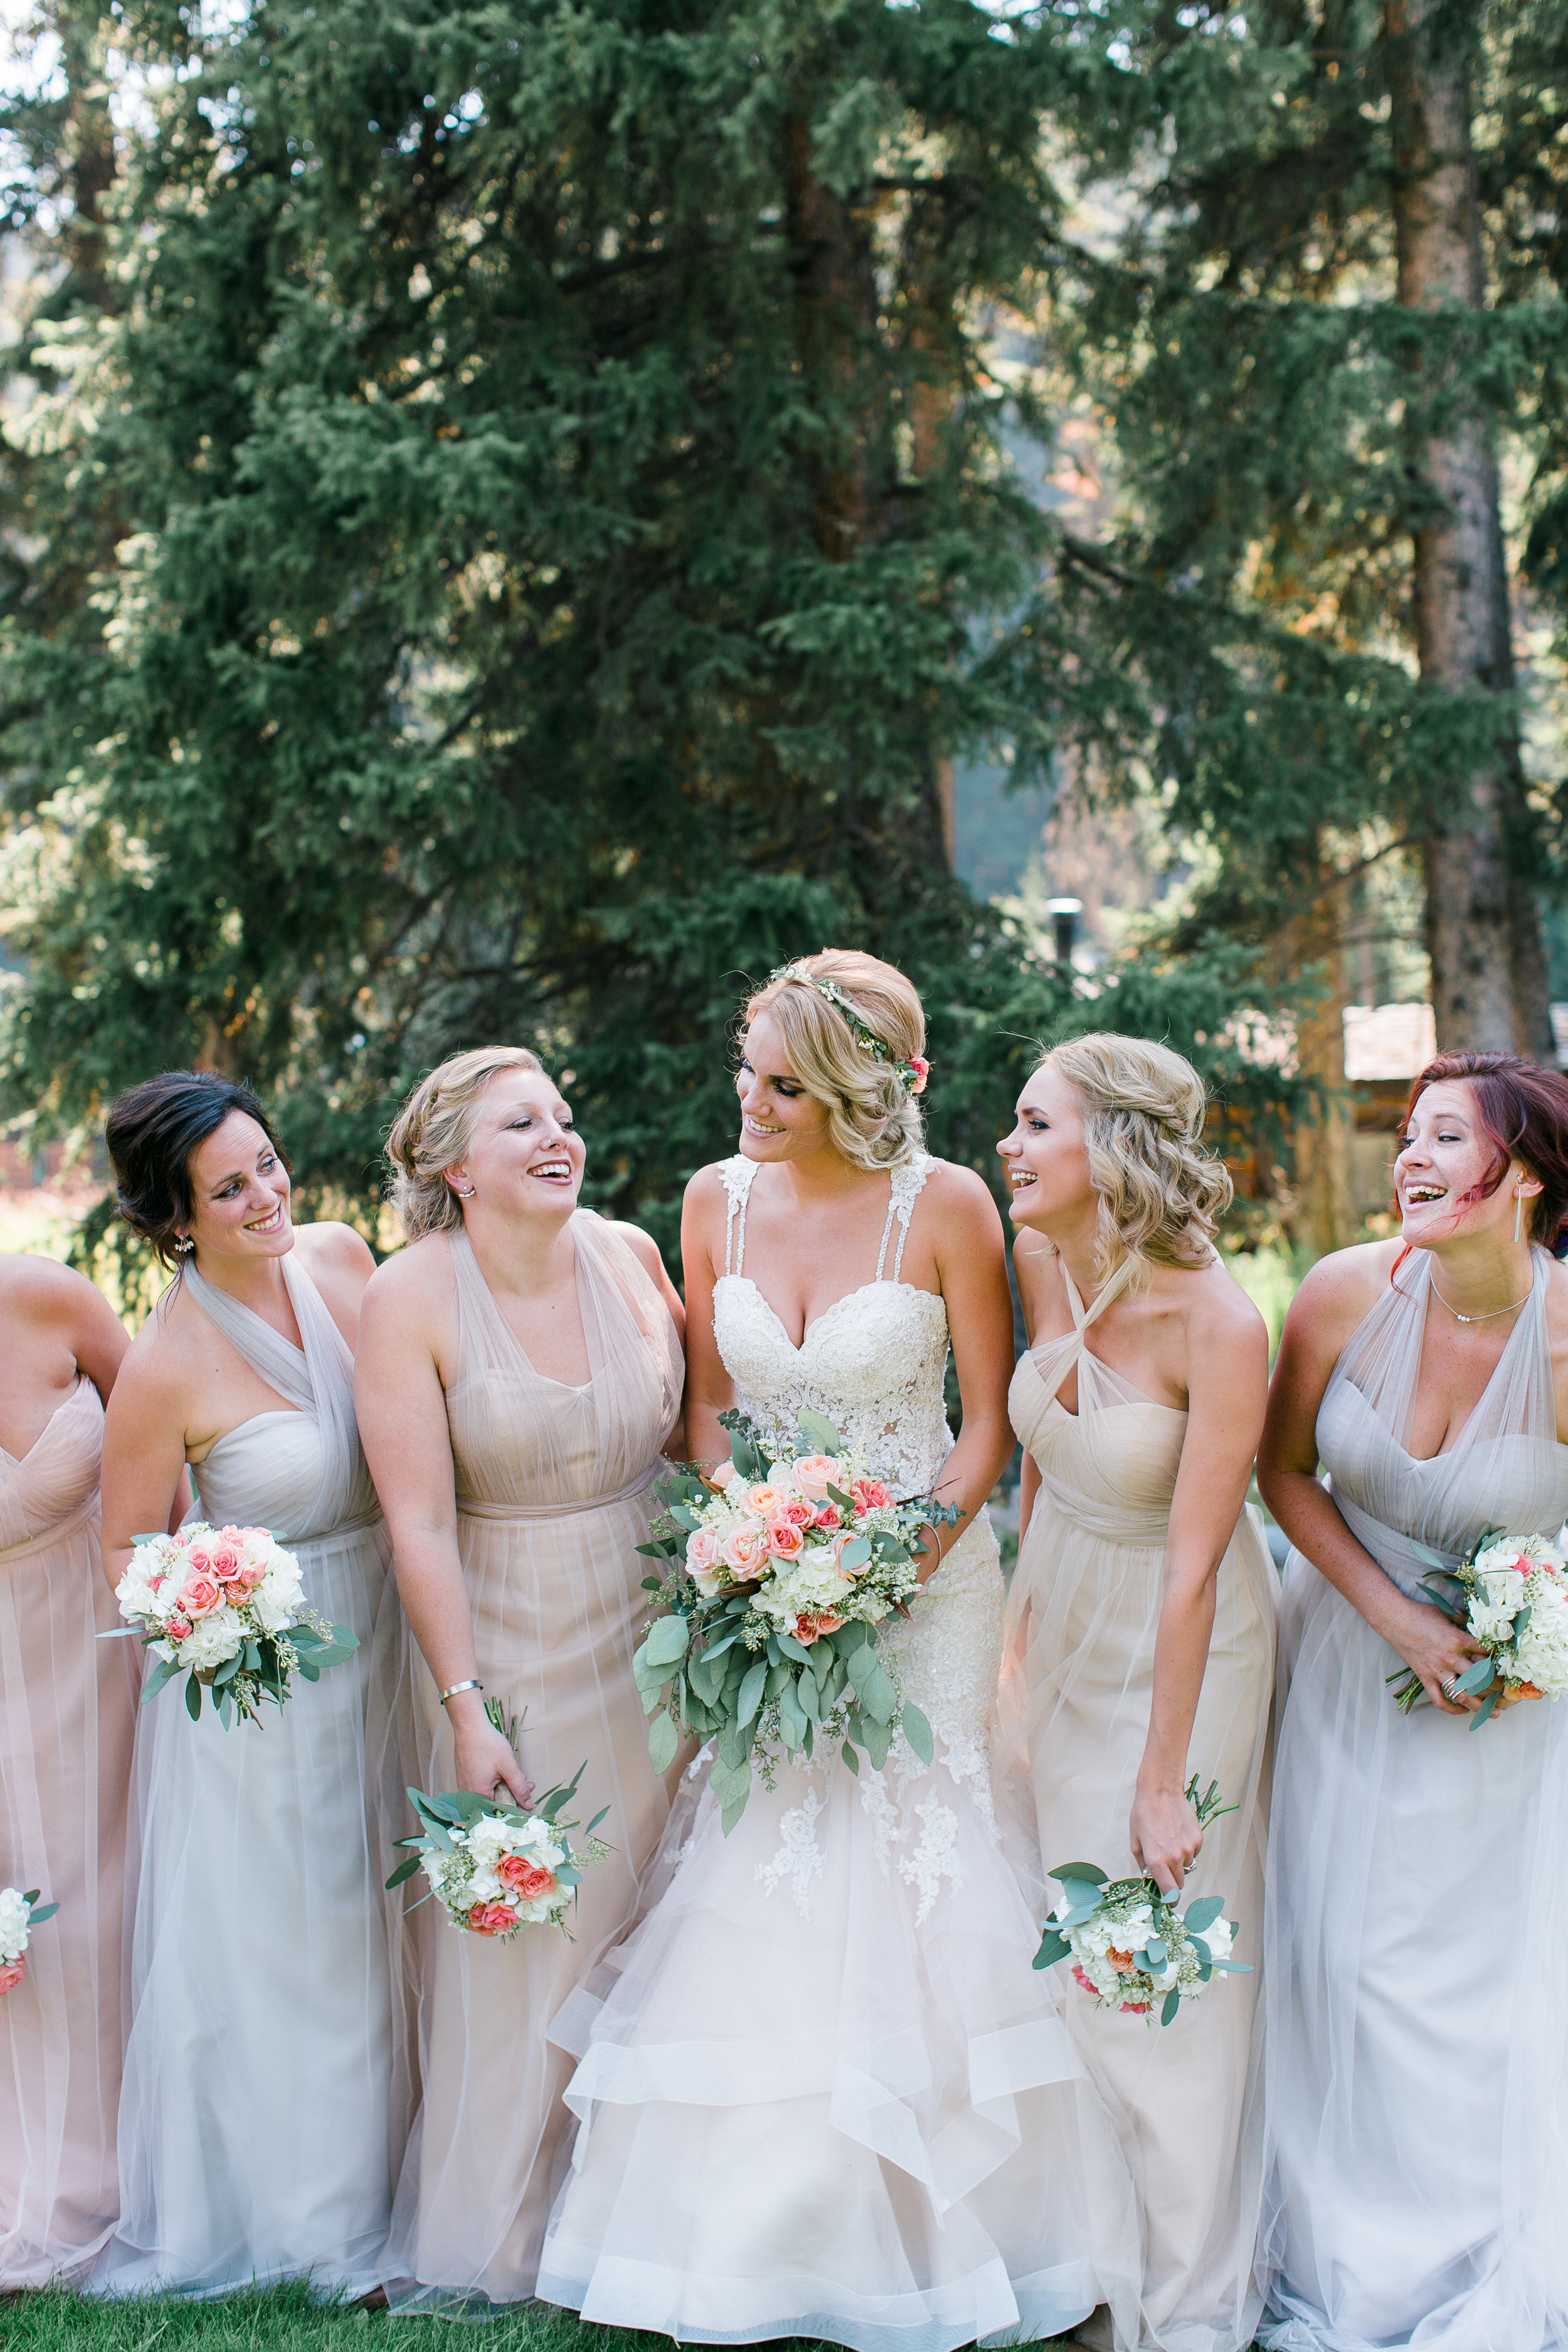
top-left (997, 1036), bottom-right (1276, 2352)
top-left (1258, 1052), bottom-right (1568, 2352)
top-left (356, 1046), bottom-right (685, 2313)
top-left (1, 1257), bottom-right (137, 2284)
top-left (93, 1071), bottom-right (404, 2296)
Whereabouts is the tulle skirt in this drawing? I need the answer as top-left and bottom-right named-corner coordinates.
top-left (1259, 1553), bottom-right (1568, 2351)
top-left (93, 1522), bottom-right (405, 2298)
top-left (0, 1505), bottom-right (138, 2285)
top-left (538, 1517), bottom-right (1140, 2352)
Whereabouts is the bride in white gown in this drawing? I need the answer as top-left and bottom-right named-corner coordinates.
top-left (539, 951), bottom-right (1137, 2352)
top-left (1257, 1051), bottom-right (1568, 2352)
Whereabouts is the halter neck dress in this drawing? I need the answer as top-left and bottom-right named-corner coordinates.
top-left (538, 1152), bottom-right (1140, 2352)
top-left (1260, 1245), bottom-right (1568, 2352)
top-left (999, 1253), bottom-right (1276, 2352)
top-left (383, 1212), bottom-right (685, 2314)
top-left (0, 1374), bottom-right (137, 2286)
top-left (95, 1251), bottom-right (404, 2297)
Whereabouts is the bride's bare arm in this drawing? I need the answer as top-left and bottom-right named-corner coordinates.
top-left (922, 1169), bottom-right (1014, 1579)
top-left (355, 1243), bottom-right (532, 1803)
top-left (680, 1167), bottom-right (734, 1470)
top-left (1258, 1248), bottom-right (1485, 1716)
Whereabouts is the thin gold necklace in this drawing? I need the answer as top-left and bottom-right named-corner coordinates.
top-left (1428, 1271), bottom-right (1533, 1325)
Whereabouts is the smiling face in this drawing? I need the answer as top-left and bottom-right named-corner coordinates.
top-left (1394, 1078), bottom-right (1540, 1246)
top-left (996, 1061), bottom-right (1096, 1230)
top-left (734, 1010), bottom-right (834, 1163)
top-left (443, 1068), bottom-right (585, 1219)
top-left (184, 1111), bottom-right (294, 1265)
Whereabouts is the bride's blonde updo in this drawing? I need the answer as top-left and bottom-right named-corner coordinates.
top-left (744, 950), bottom-right (928, 1172)
top-left (1044, 1032), bottom-right (1232, 1277)
top-left (386, 1045), bottom-right (545, 1238)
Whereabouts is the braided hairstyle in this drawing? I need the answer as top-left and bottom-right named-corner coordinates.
top-left (384, 1046), bottom-right (545, 1237)
top-left (1043, 1032), bottom-right (1232, 1279)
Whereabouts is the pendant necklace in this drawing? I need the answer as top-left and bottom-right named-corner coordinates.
top-left (1428, 1276), bottom-right (1532, 1324)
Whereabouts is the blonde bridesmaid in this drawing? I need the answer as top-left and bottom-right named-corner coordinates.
top-left (356, 1046), bottom-right (685, 2312)
top-left (996, 1034), bottom-right (1276, 2352)
top-left (0, 1254), bottom-right (137, 2284)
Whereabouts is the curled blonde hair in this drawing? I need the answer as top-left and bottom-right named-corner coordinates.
top-left (1043, 1032), bottom-right (1232, 1277)
top-left (744, 950), bottom-right (926, 1172)
top-left (386, 1046), bottom-right (546, 1238)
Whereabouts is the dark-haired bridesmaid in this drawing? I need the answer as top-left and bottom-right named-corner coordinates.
top-left (1, 1257), bottom-right (137, 2284)
top-left (1258, 1051), bottom-right (1568, 2352)
top-left (92, 1072), bottom-right (405, 2297)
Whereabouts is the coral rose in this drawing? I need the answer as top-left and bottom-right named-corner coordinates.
top-left (177, 1572), bottom-right (223, 1618)
top-left (0, 1957), bottom-right (24, 1994)
top-left (851, 1478), bottom-right (894, 1513)
top-left (792, 1454), bottom-right (845, 1503)
top-left (765, 1518), bottom-right (806, 1560)
top-left (794, 1609), bottom-right (843, 1643)
top-left (721, 1527), bottom-right (767, 1579)
top-left (165, 1615), bottom-right (193, 1643)
top-left (466, 1901), bottom-right (519, 1936)
top-left (497, 1855), bottom-right (556, 1899)
top-left (211, 1543), bottom-right (242, 1578)
top-left (778, 1497), bottom-right (815, 1531)
top-left (812, 1505), bottom-right (842, 1531)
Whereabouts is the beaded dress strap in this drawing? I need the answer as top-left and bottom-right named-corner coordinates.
top-left (720, 1156), bottom-right (759, 1277)
top-left (875, 1150), bottom-right (933, 1283)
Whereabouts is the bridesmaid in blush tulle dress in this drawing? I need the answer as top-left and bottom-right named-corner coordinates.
top-left (355, 1047), bottom-right (686, 2314)
top-left (0, 1256), bottom-right (139, 2286)
top-left (996, 1035), bottom-right (1275, 2352)
top-left (92, 1070), bottom-right (404, 2297)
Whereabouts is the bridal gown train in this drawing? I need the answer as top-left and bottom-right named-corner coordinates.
top-left (384, 1214), bottom-right (686, 2312)
top-left (538, 1152), bottom-right (1139, 2352)
top-left (1000, 1256), bottom-right (1276, 2352)
top-left (1259, 1246), bottom-right (1568, 2352)
top-left (96, 1254), bottom-right (405, 2297)
top-left (0, 1377), bottom-right (139, 2284)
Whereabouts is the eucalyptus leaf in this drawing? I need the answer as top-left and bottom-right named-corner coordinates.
top-left (1183, 1895), bottom-right (1226, 1933)
top-left (1049, 1862), bottom-right (1108, 1888)
top-left (27, 1900), bottom-right (58, 1924)
top-left (797, 1409), bottom-right (842, 1453)
top-left (1033, 1929), bottom-right (1070, 1970)
top-left (642, 1615), bottom-right (692, 1669)
top-left (901, 1703), bottom-right (935, 1764)
top-left (385, 1853), bottom-right (424, 1890)
top-left (841, 1740), bottom-right (861, 1775)
top-left (737, 1658), bottom-right (768, 1726)
top-left (647, 1710), bottom-right (680, 1774)
top-left (1160, 1989), bottom-right (1182, 2026)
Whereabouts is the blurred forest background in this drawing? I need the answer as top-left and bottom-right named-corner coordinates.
top-left (3, 0), bottom-right (1568, 1293)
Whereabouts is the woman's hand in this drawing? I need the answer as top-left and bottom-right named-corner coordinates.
top-left (448, 1695), bottom-right (535, 1807)
top-left (1130, 1778), bottom-right (1203, 1899)
top-left (1387, 1594), bottom-right (1490, 1715)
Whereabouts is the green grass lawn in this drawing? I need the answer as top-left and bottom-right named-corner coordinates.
top-left (0, 2289), bottom-right (1104, 2352)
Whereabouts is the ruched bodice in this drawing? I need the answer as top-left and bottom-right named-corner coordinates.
top-left (711, 1153), bottom-right (953, 1498)
top-left (198, 1411), bottom-right (377, 1544)
top-left (444, 1217), bottom-right (682, 1518)
top-left (0, 1378), bottom-right (103, 1555)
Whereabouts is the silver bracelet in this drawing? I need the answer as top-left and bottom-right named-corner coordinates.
top-left (438, 1678), bottom-right (483, 1706)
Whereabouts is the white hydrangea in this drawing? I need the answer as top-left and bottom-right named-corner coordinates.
top-left (1513, 1579), bottom-right (1568, 1694)
top-left (0, 1886), bottom-right (30, 1964)
top-left (179, 1607), bottom-right (245, 1673)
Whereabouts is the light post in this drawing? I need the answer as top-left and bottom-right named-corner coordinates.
top-left (1046, 896), bottom-right (1083, 971)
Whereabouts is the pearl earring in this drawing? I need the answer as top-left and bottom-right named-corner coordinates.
top-left (452, 1185), bottom-right (475, 1200)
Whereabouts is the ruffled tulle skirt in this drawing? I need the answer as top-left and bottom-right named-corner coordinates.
top-left (538, 1518), bottom-right (1139, 2352)
top-left (1258, 1554), bottom-right (1568, 2352)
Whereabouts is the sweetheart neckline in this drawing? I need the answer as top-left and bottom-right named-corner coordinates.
top-left (715, 1271), bottom-right (945, 1356)
top-left (0, 1374), bottom-right (99, 1468)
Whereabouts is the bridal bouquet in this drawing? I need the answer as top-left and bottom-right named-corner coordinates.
top-left (1033, 1779), bottom-right (1251, 2027)
top-left (386, 1743), bottom-right (612, 1941)
top-left (0, 1885), bottom-right (57, 1995)
top-left (632, 1408), bottom-right (948, 1831)
top-left (106, 1521), bottom-right (359, 1727)
top-left (1389, 1523), bottom-right (1568, 1726)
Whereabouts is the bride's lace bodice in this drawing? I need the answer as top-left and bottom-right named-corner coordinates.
top-left (711, 1152), bottom-right (954, 1499)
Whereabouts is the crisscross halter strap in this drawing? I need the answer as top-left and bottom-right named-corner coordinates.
top-left (1035, 1251), bottom-right (1140, 1396)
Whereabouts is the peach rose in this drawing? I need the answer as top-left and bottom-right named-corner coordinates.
top-left (721, 1527), bottom-right (767, 1579)
top-left (466, 1901), bottom-right (519, 1936)
top-left (794, 1609), bottom-right (843, 1643)
top-left (706, 1460), bottom-right (737, 1490)
top-left (742, 1483), bottom-right (787, 1520)
top-left (237, 1564), bottom-right (265, 1589)
top-left (765, 1518), bottom-right (806, 1561)
top-left (0, 1957), bottom-right (24, 1995)
top-left (211, 1542), bottom-right (242, 1578)
top-left (851, 1478), bottom-right (894, 1514)
top-left (177, 1572), bottom-right (223, 1618)
top-left (685, 1527), bottom-right (723, 1574)
top-left (777, 1496), bottom-right (815, 1530)
top-left (497, 1855), bottom-right (556, 1899)
top-left (792, 1454), bottom-right (844, 1503)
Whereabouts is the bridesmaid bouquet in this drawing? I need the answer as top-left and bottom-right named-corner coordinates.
top-left (1034, 1778), bottom-right (1251, 2027)
top-left (1389, 1523), bottom-right (1568, 1725)
top-left (106, 1521), bottom-right (360, 1728)
top-left (632, 1407), bottom-right (948, 1832)
top-left (0, 1884), bottom-right (57, 1994)
top-left (386, 1751), bottom-right (613, 1941)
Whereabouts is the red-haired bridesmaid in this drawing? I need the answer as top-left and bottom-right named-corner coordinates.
top-left (0, 1255), bottom-right (137, 2284)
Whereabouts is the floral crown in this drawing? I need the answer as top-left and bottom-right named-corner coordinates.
top-left (771, 963), bottom-right (930, 1096)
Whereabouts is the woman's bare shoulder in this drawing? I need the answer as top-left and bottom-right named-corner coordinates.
top-left (1284, 1238), bottom-right (1401, 1347)
top-left (362, 1229), bottom-right (453, 1310)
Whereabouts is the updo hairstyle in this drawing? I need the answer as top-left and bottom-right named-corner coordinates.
top-left (1402, 1051), bottom-right (1568, 1255)
top-left (743, 950), bottom-right (926, 1173)
top-left (386, 1046), bottom-right (546, 1239)
top-left (1044, 1032), bottom-right (1232, 1278)
top-left (105, 1070), bottom-right (291, 1268)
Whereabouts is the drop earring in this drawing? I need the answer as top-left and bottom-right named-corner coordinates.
top-left (1515, 1191), bottom-right (1525, 1245)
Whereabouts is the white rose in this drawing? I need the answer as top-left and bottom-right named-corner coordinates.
top-left (1197, 1915), bottom-right (1237, 1964)
top-left (0, 1885), bottom-right (31, 1964)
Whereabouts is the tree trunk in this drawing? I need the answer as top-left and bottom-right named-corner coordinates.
top-left (1386, 0), bottom-right (1551, 1059)
top-left (1279, 881), bottom-right (1355, 1258)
